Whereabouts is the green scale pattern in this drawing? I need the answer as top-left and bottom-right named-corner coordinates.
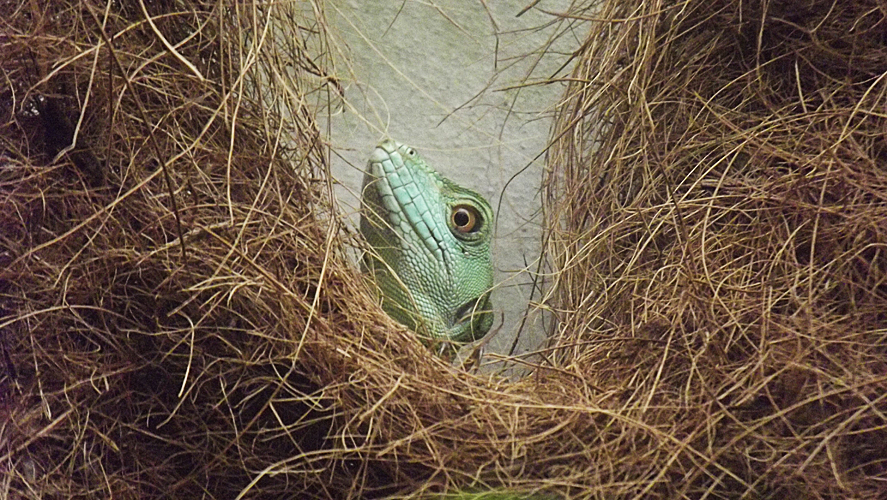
top-left (360, 140), bottom-right (495, 344)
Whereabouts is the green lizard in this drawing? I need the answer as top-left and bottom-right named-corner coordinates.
top-left (360, 139), bottom-right (494, 346)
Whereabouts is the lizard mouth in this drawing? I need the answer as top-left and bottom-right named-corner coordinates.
top-left (452, 294), bottom-right (490, 328)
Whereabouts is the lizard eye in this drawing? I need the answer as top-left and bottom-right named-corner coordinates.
top-left (451, 205), bottom-right (480, 233)
top-left (406, 147), bottom-right (417, 157)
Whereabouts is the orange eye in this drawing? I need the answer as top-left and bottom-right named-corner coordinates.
top-left (451, 205), bottom-right (480, 233)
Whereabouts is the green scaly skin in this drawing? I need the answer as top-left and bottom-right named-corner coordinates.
top-left (360, 139), bottom-right (494, 345)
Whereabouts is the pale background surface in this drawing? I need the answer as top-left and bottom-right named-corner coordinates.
top-left (321, 0), bottom-right (579, 359)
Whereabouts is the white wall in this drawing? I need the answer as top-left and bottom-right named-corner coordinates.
top-left (324, 0), bottom-right (578, 360)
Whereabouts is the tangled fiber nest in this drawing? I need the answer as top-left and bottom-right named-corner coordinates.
top-left (2, 0), bottom-right (887, 499)
top-left (546, 0), bottom-right (887, 497)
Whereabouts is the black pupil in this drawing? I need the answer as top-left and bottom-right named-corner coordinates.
top-left (454, 210), bottom-right (470, 227)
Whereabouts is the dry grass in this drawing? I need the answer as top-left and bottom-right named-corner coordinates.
top-left (2, 0), bottom-right (886, 499)
top-left (546, 0), bottom-right (887, 497)
top-left (0, 0), bottom-right (347, 497)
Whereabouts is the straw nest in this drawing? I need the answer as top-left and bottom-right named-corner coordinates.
top-left (2, 0), bottom-right (886, 499)
top-left (546, 0), bottom-right (887, 497)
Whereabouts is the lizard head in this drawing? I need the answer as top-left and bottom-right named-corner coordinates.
top-left (360, 139), bottom-right (495, 346)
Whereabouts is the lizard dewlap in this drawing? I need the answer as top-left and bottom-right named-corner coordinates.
top-left (360, 139), bottom-right (494, 344)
